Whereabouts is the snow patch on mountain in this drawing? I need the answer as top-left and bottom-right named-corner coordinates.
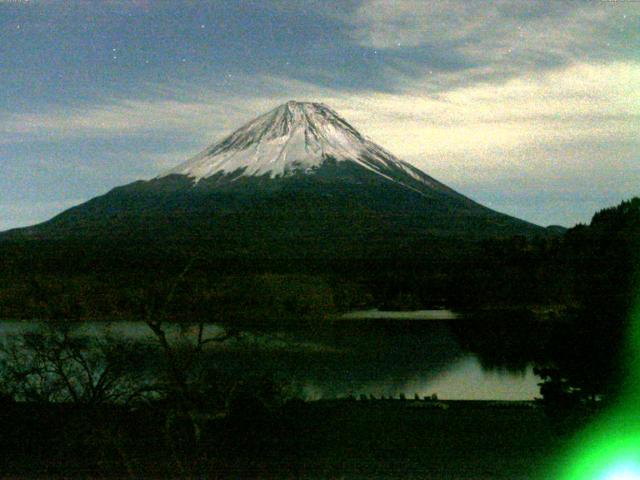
top-left (160, 101), bottom-right (435, 192)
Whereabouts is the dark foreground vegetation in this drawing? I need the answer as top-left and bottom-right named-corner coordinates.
top-left (0, 398), bottom-right (575, 479)
top-left (1, 198), bottom-right (637, 320)
top-left (0, 198), bottom-right (638, 477)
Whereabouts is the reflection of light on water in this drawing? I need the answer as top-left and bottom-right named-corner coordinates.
top-left (1, 320), bottom-right (543, 401)
top-left (340, 309), bottom-right (459, 320)
top-left (403, 355), bottom-right (541, 400)
top-left (303, 355), bottom-right (541, 401)
top-left (301, 384), bottom-right (325, 401)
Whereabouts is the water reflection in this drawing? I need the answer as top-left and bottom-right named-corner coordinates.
top-left (0, 314), bottom-right (545, 401)
top-left (403, 356), bottom-right (540, 401)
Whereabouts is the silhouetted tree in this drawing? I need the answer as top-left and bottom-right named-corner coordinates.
top-left (537, 197), bottom-right (640, 404)
top-left (0, 322), bottom-right (156, 404)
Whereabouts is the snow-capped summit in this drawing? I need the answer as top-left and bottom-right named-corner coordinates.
top-left (162, 101), bottom-right (435, 191)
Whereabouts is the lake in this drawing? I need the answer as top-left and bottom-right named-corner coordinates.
top-left (0, 311), bottom-right (543, 401)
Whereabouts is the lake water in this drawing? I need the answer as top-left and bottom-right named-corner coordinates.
top-left (0, 312), bottom-right (542, 401)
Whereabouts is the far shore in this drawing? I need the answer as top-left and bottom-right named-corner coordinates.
top-left (338, 309), bottom-right (460, 320)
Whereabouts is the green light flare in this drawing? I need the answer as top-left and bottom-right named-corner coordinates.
top-left (555, 300), bottom-right (640, 480)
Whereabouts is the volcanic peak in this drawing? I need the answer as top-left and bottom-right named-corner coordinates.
top-left (162, 100), bottom-right (419, 183)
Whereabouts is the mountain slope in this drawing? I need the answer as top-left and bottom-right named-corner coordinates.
top-left (1, 101), bottom-right (544, 261)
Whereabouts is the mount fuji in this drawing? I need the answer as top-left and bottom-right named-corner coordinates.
top-left (2, 101), bottom-right (544, 261)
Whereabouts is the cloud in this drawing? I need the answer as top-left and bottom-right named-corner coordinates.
top-left (0, 76), bottom-right (337, 147)
top-left (4, 58), bottom-right (639, 165)
top-left (344, 0), bottom-right (639, 89)
top-left (317, 61), bottom-right (640, 159)
top-left (1, 99), bottom-right (240, 144)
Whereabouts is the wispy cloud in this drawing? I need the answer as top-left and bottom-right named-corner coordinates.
top-left (344, 1), bottom-right (639, 90)
top-left (2, 99), bottom-right (241, 144)
top-left (303, 62), bottom-right (640, 162)
top-left (0, 76), bottom-right (335, 147)
top-left (6, 59), bottom-right (637, 155)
